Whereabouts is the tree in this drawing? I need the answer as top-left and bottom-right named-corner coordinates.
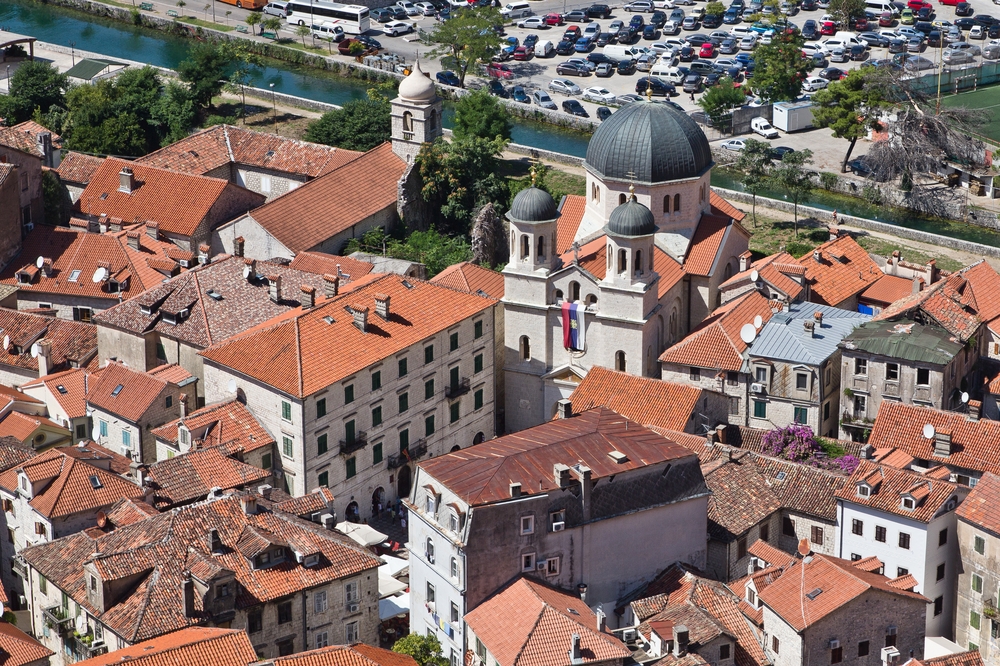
top-left (261, 16), bottom-right (283, 35)
top-left (768, 148), bottom-right (814, 235)
top-left (393, 633), bottom-right (449, 666)
top-left (0, 61), bottom-right (68, 124)
top-left (296, 23), bottom-right (312, 46)
top-left (41, 170), bottom-right (72, 227)
top-left (304, 94), bottom-right (391, 151)
top-left (748, 32), bottom-right (809, 102)
top-left (427, 6), bottom-right (504, 87)
top-left (177, 42), bottom-right (229, 111)
top-left (697, 78), bottom-right (745, 132)
top-left (223, 41), bottom-right (265, 120)
top-left (416, 135), bottom-right (509, 234)
top-left (705, 1), bottom-right (725, 15)
top-left (453, 88), bottom-right (511, 141)
top-left (733, 138), bottom-right (773, 227)
top-left (811, 67), bottom-right (885, 171)
top-left (245, 11), bottom-right (261, 34)
top-left (827, 0), bottom-right (866, 27)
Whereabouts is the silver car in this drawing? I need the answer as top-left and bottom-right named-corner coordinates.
top-left (532, 90), bottom-right (558, 108)
top-left (548, 78), bottom-right (583, 95)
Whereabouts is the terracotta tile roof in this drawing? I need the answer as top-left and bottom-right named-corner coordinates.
top-left (798, 235), bottom-right (883, 306)
top-left (0, 441), bottom-right (35, 473)
top-left (76, 158), bottom-right (266, 238)
top-left (95, 255), bottom-right (331, 349)
top-left (146, 448), bottom-right (270, 508)
top-left (684, 213), bottom-right (740, 278)
top-left (963, 261), bottom-right (1000, 335)
top-left (63, 441), bottom-right (136, 476)
top-left (273, 487), bottom-right (335, 518)
top-left (0, 307), bottom-right (98, 376)
top-left (867, 402), bottom-right (1000, 475)
top-left (0, 447), bottom-right (143, 519)
top-left (887, 572), bottom-right (919, 590)
top-left (760, 554), bottom-right (928, 631)
top-left (748, 540), bottom-right (796, 569)
top-left (243, 143), bottom-right (405, 254)
top-left (431, 262), bottom-right (505, 299)
top-left (559, 237), bottom-right (685, 300)
top-left (907, 651), bottom-right (985, 666)
top-left (151, 399), bottom-right (275, 455)
top-left (200, 274), bottom-right (496, 398)
top-left (710, 191), bottom-right (745, 222)
top-left (660, 291), bottom-right (775, 372)
top-left (568, 367), bottom-right (703, 433)
top-left (0, 619), bottom-right (54, 666)
top-left (0, 120), bottom-right (61, 158)
top-left (289, 252), bottom-right (376, 284)
top-left (72, 627), bottom-right (256, 666)
top-left (0, 226), bottom-right (186, 300)
top-left (101, 496), bottom-right (160, 529)
top-left (0, 411), bottom-right (67, 442)
top-left (465, 577), bottom-right (630, 666)
top-left (874, 268), bottom-right (982, 342)
top-left (852, 555), bottom-right (883, 572)
top-left (555, 195), bottom-right (586, 255)
top-left (21, 367), bottom-right (93, 419)
top-left (720, 252), bottom-right (804, 301)
top-left (834, 459), bottom-right (959, 523)
top-left (859, 274), bottom-right (914, 306)
top-left (22, 492), bottom-right (382, 642)
top-left (55, 152), bottom-right (105, 185)
top-left (147, 363), bottom-right (194, 385)
top-left (703, 455), bottom-right (781, 540)
top-left (87, 362), bottom-right (168, 424)
top-left (271, 643), bottom-right (420, 666)
top-left (0, 383), bottom-right (42, 406)
top-left (956, 472), bottom-right (1000, 537)
top-left (872, 447), bottom-right (916, 470)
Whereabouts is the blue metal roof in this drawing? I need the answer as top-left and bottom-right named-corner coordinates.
top-left (748, 302), bottom-right (870, 366)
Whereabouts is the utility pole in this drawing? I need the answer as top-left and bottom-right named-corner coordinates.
top-left (270, 82), bottom-right (278, 132)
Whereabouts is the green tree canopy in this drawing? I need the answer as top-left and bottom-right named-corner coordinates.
top-left (733, 138), bottom-right (774, 227)
top-left (827, 0), bottom-right (866, 27)
top-left (705, 1), bottom-right (725, 15)
top-left (811, 66), bottom-right (885, 171)
top-left (427, 6), bottom-right (504, 87)
top-left (768, 148), bottom-right (814, 234)
top-left (453, 88), bottom-right (512, 142)
top-left (304, 94), bottom-right (391, 151)
top-left (0, 61), bottom-right (68, 124)
top-left (346, 227), bottom-right (473, 276)
top-left (748, 32), bottom-right (809, 102)
top-left (177, 43), bottom-right (229, 111)
top-left (393, 634), bottom-right (449, 666)
top-left (697, 78), bottom-right (746, 132)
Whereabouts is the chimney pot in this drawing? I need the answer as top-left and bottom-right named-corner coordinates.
top-left (374, 293), bottom-right (391, 320)
top-left (596, 607), bottom-right (606, 632)
top-left (233, 237), bottom-right (245, 258)
top-left (813, 250), bottom-right (821, 263)
top-left (570, 634), bottom-right (582, 663)
top-left (554, 463), bottom-right (571, 488)
top-left (244, 258), bottom-right (257, 281)
top-left (739, 251), bottom-right (752, 273)
top-left (268, 275), bottom-right (282, 303)
top-left (241, 495), bottom-right (258, 515)
top-left (324, 274), bottom-right (340, 298)
top-left (814, 311), bottom-right (823, 326)
top-left (578, 583), bottom-right (587, 602)
top-left (509, 482), bottom-right (521, 498)
top-left (119, 166), bottom-right (135, 194)
top-left (556, 399), bottom-right (573, 419)
top-left (126, 230), bottom-right (141, 251)
top-left (351, 304), bottom-right (369, 332)
top-left (146, 221), bottom-right (159, 240)
top-left (108, 217), bottom-right (123, 233)
top-left (673, 625), bottom-right (689, 657)
top-left (301, 285), bottom-right (316, 309)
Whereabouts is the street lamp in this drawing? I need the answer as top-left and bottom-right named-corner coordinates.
top-left (270, 82), bottom-right (277, 132)
top-left (70, 42), bottom-right (76, 67)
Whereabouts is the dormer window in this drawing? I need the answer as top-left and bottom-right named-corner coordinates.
top-left (449, 511), bottom-right (459, 533)
top-left (857, 484), bottom-right (870, 498)
top-left (746, 587), bottom-right (756, 606)
top-left (901, 497), bottom-right (915, 510)
top-left (140, 305), bottom-right (151, 315)
top-left (426, 493), bottom-right (436, 515)
top-left (216, 583), bottom-right (231, 598)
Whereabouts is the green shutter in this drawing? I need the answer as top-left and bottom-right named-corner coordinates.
top-left (345, 420), bottom-right (356, 443)
top-left (399, 358), bottom-right (408, 377)
top-left (474, 354), bottom-right (483, 374)
top-left (345, 384), bottom-right (354, 404)
top-left (450, 366), bottom-right (460, 389)
top-left (450, 402), bottom-right (460, 423)
top-left (346, 457), bottom-right (357, 479)
top-left (372, 406), bottom-right (382, 427)
top-left (474, 320), bottom-right (483, 339)
top-left (399, 429), bottom-right (409, 452)
top-left (399, 393), bottom-right (409, 413)
top-left (318, 471), bottom-right (329, 487)
top-left (450, 332), bottom-right (459, 351)
top-left (475, 389), bottom-right (483, 410)
top-left (317, 434), bottom-right (328, 455)
top-left (373, 442), bottom-right (383, 464)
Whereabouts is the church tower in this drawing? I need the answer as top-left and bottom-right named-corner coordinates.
top-left (391, 61), bottom-right (443, 163)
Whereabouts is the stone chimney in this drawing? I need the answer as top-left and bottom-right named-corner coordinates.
top-left (596, 608), bottom-right (606, 633)
top-left (41, 258), bottom-right (52, 278)
top-left (569, 635), bottom-right (582, 665)
top-left (554, 463), bottom-right (571, 488)
top-left (37, 339), bottom-right (52, 377)
top-left (912, 277), bottom-right (923, 294)
top-left (119, 166), bottom-right (135, 194)
top-left (268, 275), bottom-right (282, 303)
top-left (673, 626), bottom-right (689, 657)
top-left (243, 258), bottom-right (257, 281)
top-left (739, 251), bottom-right (752, 273)
top-left (509, 482), bottom-right (521, 498)
top-left (829, 226), bottom-right (839, 241)
top-left (233, 236), bottom-right (245, 258)
top-left (301, 285), bottom-right (316, 308)
top-left (258, 484), bottom-right (273, 499)
top-left (374, 293), bottom-right (391, 320)
top-left (351, 304), bottom-right (369, 332)
top-left (241, 495), bottom-right (258, 515)
top-left (108, 217), bottom-right (123, 233)
top-left (860, 444), bottom-right (874, 460)
top-left (813, 249), bottom-right (821, 263)
top-left (933, 428), bottom-right (952, 457)
top-left (928, 259), bottom-right (938, 284)
top-left (556, 399), bottom-right (573, 419)
top-left (198, 244), bottom-right (211, 266)
top-left (182, 578), bottom-right (195, 617)
top-left (146, 221), bottom-right (159, 240)
top-left (126, 229), bottom-right (141, 251)
top-left (578, 583), bottom-right (587, 603)
top-left (803, 320), bottom-right (815, 337)
top-left (324, 274), bottom-right (340, 298)
top-left (969, 400), bottom-right (981, 422)
top-left (179, 393), bottom-right (188, 419)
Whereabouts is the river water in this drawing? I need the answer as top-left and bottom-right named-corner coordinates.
top-left (5, 0), bottom-right (1000, 246)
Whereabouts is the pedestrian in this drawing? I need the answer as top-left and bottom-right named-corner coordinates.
top-left (400, 516), bottom-right (406, 531)
top-left (377, 501), bottom-right (383, 518)
top-left (391, 508), bottom-right (397, 524)
top-left (689, 92), bottom-right (695, 102)
top-left (832, 209), bottom-right (838, 222)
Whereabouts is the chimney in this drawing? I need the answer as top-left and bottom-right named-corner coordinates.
top-left (803, 320), bottom-right (815, 337)
top-left (351, 304), bottom-right (368, 332)
top-left (244, 258), bottom-right (257, 282)
top-left (860, 444), bottom-right (874, 460)
top-left (509, 482), bottom-right (521, 498)
top-left (829, 226), bottom-right (839, 241)
top-left (596, 607), bottom-right (606, 632)
top-left (179, 393), bottom-right (188, 419)
top-left (569, 634), bottom-right (582, 665)
top-left (891, 250), bottom-right (901, 268)
top-left (119, 166), bottom-right (135, 194)
top-left (36, 131), bottom-right (54, 167)
top-left (928, 259), bottom-right (938, 284)
top-left (301, 285), bottom-right (316, 309)
top-left (182, 578), bottom-right (195, 617)
top-left (933, 429), bottom-right (953, 457)
top-left (41, 258), bottom-right (52, 278)
top-left (739, 251), bottom-right (752, 272)
top-left (554, 463), bottom-right (572, 488)
top-left (578, 583), bottom-right (588, 603)
top-left (130, 462), bottom-right (146, 488)
top-left (233, 236), bottom-right (245, 258)
top-left (37, 339), bottom-right (52, 377)
top-left (268, 275), bottom-right (282, 303)
top-left (126, 229), bottom-right (141, 251)
top-left (573, 464), bottom-right (592, 521)
top-left (716, 424), bottom-right (727, 444)
top-left (108, 217), bottom-right (123, 233)
top-left (813, 249), bottom-right (821, 263)
top-left (969, 400), bottom-right (981, 422)
top-left (241, 495), bottom-right (258, 515)
top-left (912, 277), bottom-right (922, 295)
top-left (198, 244), bottom-right (211, 266)
top-left (146, 221), bottom-right (159, 240)
top-left (374, 293), bottom-right (391, 320)
top-left (323, 274), bottom-right (340, 298)
top-left (556, 399), bottom-right (573, 419)
top-left (258, 484), bottom-right (273, 499)
top-left (673, 625), bottom-right (689, 657)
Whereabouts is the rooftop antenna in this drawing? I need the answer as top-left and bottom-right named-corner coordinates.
top-left (750, 269), bottom-right (759, 282)
top-left (35, 256), bottom-right (44, 269)
top-left (92, 266), bottom-right (107, 283)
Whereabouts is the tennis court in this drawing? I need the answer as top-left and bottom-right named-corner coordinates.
top-left (940, 84), bottom-right (1000, 145)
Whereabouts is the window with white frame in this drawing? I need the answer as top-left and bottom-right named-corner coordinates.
top-left (426, 492), bottom-right (436, 514)
top-left (550, 509), bottom-right (565, 530)
top-left (426, 538), bottom-right (435, 564)
top-left (314, 590), bottom-right (328, 613)
top-left (522, 553), bottom-right (536, 572)
top-left (449, 510), bottom-right (460, 533)
top-left (451, 557), bottom-right (459, 579)
top-left (345, 580), bottom-right (359, 604)
top-left (521, 515), bottom-right (534, 535)
top-left (546, 557), bottom-right (560, 576)
top-left (316, 631), bottom-right (329, 648)
top-left (345, 621), bottom-right (359, 644)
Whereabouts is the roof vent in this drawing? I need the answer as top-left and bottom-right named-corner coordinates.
top-left (608, 450), bottom-right (628, 464)
top-left (207, 289), bottom-right (223, 301)
top-left (402, 280), bottom-right (414, 290)
top-left (243, 258), bottom-right (257, 281)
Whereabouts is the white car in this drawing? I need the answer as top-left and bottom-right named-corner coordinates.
top-left (383, 20), bottom-right (413, 35)
top-left (549, 78), bottom-right (583, 95)
top-left (517, 16), bottom-right (548, 28)
top-left (751, 116), bottom-right (779, 139)
top-left (720, 139), bottom-right (746, 151)
top-left (801, 43), bottom-right (822, 57)
top-left (414, 1), bottom-right (436, 14)
top-left (583, 86), bottom-right (617, 103)
top-left (739, 34), bottom-right (758, 49)
top-left (802, 76), bottom-right (828, 91)
top-left (653, 0), bottom-right (676, 7)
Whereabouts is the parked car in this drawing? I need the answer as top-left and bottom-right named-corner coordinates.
top-left (947, 40), bottom-right (981, 54)
top-left (879, 10), bottom-right (895, 25)
top-left (942, 47), bottom-right (974, 62)
top-left (625, 0), bottom-right (654, 10)
top-left (549, 78), bottom-right (583, 94)
top-left (562, 99), bottom-right (590, 116)
top-left (802, 19), bottom-right (819, 37)
top-left (644, 24), bottom-right (661, 38)
top-left (487, 80), bottom-right (508, 97)
top-left (557, 60), bottom-right (591, 75)
top-left (436, 70), bottom-right (461, 86)
top-left (597, 106), bottom-right (614, 120)
top-left (858, 31), bottom-right (890, 46)
top-left (970, 25), bottom-right (985, 38)
top-left (511, 85), bottom-right (530, 103)
top-left (720, 138), bottom-right (746, 150)
top-left (564, 10), bottom-right (591, 21)
top-left (556, 39), bottom-right (577, 54)
top-left (636, 75), bottom-right (676, 94)
top-left (751, 116), bottom-right (779, 138)
top-left (802, 75), bottom-right (828, 90)
top-left (583, 85), bottom-right (617, 102)
top-left (720, 37), bottom-right (740, 52)
top-left (263, 1), bottom-right (291, 16)
top-left (545, 12), bottom-right (565, 25)
top-left (682, 16), bottom-right (700, 29)
top-left (532, 89), bottom-right (558, 108)
top-left (651, 10), bottom-right (668, 26)
top-left (850, 43), bottom-right (868, 59)
top-left (724, 8), bottom-right (742, 22)
top-left (518, 16), bottom-right (548, 28)
top-left (513, 45), bottom-right (534, 59)
top-left (487, 62), bottom-right (515, 78)
top-left (564, 25), bottom-right (583, 39)
top-left (819, 65), bottom-right (847, 78)
top-left (955, 1), bottom-right (973, 15)
top-left (820, 19), bottom-right (837, 33)
top-left (382, 20), bottom-right (413, 35)
top-left (682, 73), bottom-right (703, 91)
top-left (617, 57), bottom-right (638, 73)
top-left (595, 62), bottom-right (616, 76)
top-left (586, 3), bottom-right (612, 17)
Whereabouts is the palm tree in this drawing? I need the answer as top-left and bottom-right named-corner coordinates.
top-left (245, 11), bottom-right (261, 34)
top-left (296, 23), bottom-right (311, 46)
top-left (261, 16), bottom-right (283, 36)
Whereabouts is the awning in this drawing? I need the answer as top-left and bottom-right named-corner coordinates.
top-left (335, 521), bottom-right (387, 547)
top-left (380, 554), bottom-right (409, 578)
top-left (379, 574), bottom-right (408, 598)
top-left (379, 592), bottom-right (410, 620)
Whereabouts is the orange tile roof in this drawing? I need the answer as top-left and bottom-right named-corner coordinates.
top-left (907, 652), bottom-right (985, 666)
top-left (244, 143), bottom-right (405, 254)
top-left (0, 308), bottom-right (98, 376)
top-left (747, 539), bottom-right (796, 569)
top-left (834, 459), bottom-right (959, 523)
top-left (151, 399), bottom-right (274, 455)
top-left (200, 274), bottom-right (495, 398)
top-left (147, 363), bottom-right (194, 385)
top-left (289, 251), bottom-right (376, 284)
top-left (55, 151), bottom-right (105, 185)
top-left (555, 195), bottom-right (586, 255)
top-left (559, 237), bottom-right (686, 300)
top-left (0, 619), bottom-right (54, 666)
top-left (757, 554), bottom-right (927, 631)
top-left (660, 291), bottom-right (775, 372)
top-left (22, 367), bottom-right (93, 419)
top-left (76, 158), bottom-right (265, 238)
top-left (431, 262), bottom-right (505, 299)
top-left (87, 362), bottom-right (169, 424)
top-left (684, 213), bottom-right (741, 278)
top-left (872, 447), bottom-right (916, 470)
top-left (956, 472), bottom-right (1000, 537)
top-left (963, 261), bottom-right (1000, 335)
top-left (146, 447), bottom-right (271, 508)
top-left (0, 120), bottom-right (61, 158)
top-left (859, 274), bottom-right (915, 306)
top-left (0, 384), bottom-right (42, 406)
top-left (887, 572), bottom-right (919, 590)
top-left (867, 402), bottom-right (1000, 475)
top-left (710, 191), bottom-right (745, 222)
top-left (465, 577), bottom-right (631, 666)
top-left (568, 367), bottom-right (702, 432)
top-left (875, 267), bottom-right (983, 342)
top-left (271, 643), bottom-right (420, 666)
top-left (719, 252), bottom-right (804, 301)
top-left (0, 411), bottom-right (67, 443)
top-left (72, 627), bottom-right (256, 666)
top-left (798, 235), bottom-right (883, 306)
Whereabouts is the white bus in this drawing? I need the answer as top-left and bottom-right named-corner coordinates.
top-left (287, 0), bottom-right (371, 34)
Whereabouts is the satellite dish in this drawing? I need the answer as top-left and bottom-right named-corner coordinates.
top-left (227, 379), bottom-right (237, 394)
top-left (30, 343), bottom-right (39, 359)
top-left (92, 266), bottom-right (108, 283)
top-left (962, 392), bottom-right (970, 404)
top-left (923, 423), bottom-right (936, 439)
top-left (740, 323), bottom-right (756, 344)
top-left (754, 314), bottom-right (763, 329)
top-left (2, 335), bottom-right (7, 351)
top-left (750, 269), bottom-right (759, 282)
top-left (96, 511), bottom-right (108, 528)
top-left (242, 265), bottom-right (252, 279)
top-left (35, 256), bottom-right (44, 269)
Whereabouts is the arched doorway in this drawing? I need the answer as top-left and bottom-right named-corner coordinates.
top-left (473, 432), bottom-right (485, 445)
top-left (397, 465), bottom-right (413, 498)
top-left (345, 501), bottom-right (360, 523)
top-left (371, 487), bottom-right (385, 517)
top-left (450, 445), bottom-right (461, 452)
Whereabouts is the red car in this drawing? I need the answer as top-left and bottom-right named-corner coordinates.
top-left (562, 26), bottom-right (581, 40)
top-left (878, 10), bottom-right (894, 25)
top-left (513, 45), bottom-right (533, 60)
top-left (487, 62), bottom-right (514, 79)
top-left (545, 12), bottom-right (564, 25)
top-left (820, 20), bottom-right (837, 34)
top-left (906, 0), bottom-right (930, 9)
top-left (938, 0), bottom-right (959, 5)
top-left (699, 42), bottom-right (716, 57)
top-left (850, 16), bottom-right (868, 29)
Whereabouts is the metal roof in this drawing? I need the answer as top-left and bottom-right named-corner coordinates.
top-left (839, 319), bottom-right (962, 366)
top-left (64, 58), bottom-right (126, 81)
top-left (748, 302), bottom-right (869, 366)
top-left (508, 186), bottom-right (560, 225)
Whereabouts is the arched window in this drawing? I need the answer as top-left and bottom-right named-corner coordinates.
top-left (674, 193), bottom-right (681, 212)
top-left (510, 231), bottom-right (516, 256)
top-left (428, 109), bottom-right (437, 131)
top-left (586, 293), bottom-right (598, 308)
top-left (403, 111), bottom-right (413, 132)
top-left (618, 249), bottom-right (627, 274)
top-left (537, 235), bottom-right (545, 260)
top-left (723, 263), bottom-right (733, 280)
top-left (649, 248), bottom-right (654, 271)
top-left (570, 281), bottom-right (580, 302)
top-left (519, 336), bottom-right (531, 361)
top-left (615, 351), bottom-right (626, 372)
top-left (555, 289), bottom-right (564, 302)
top-left (520, 235), bottom-right (529, 260)
top-left (635, 250), bottom-right (643, 276)
top-left (699, 184), bottom-right (705, 203)
top-left (663, 195), bottom-right (670, 213)
top-left (619, 193), bottom-right (627, 205)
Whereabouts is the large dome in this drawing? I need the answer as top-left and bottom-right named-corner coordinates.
top-left (507, 186), bottom-right (560, 224)
top-left (586, 101), bottom-right (713, 184)
top-left (606, 192), bottom-right (656, 237)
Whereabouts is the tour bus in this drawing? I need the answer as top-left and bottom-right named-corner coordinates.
top-left (287, 0), bottom-right (371, 33)
top-left (217, 0), bottom-right (268, 10)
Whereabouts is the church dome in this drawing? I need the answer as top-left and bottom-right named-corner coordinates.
top-left (606, 191), bottom-right (656, 237)
top-left (585, 101), bottom-right (712, 184)
top-left (398, 61), bottom-right (436, 103)
top-left (507, 186), bottom-right (560, 224)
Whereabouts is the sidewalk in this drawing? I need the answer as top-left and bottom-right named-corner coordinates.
top-left (368, 510), bottom-right (410, 551)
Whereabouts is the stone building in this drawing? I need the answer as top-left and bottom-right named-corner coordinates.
top-left (0, 164), bottom-right (23, 272)
top-left (151, 399), bottom-right (276, 470)
top-left (20, 369), bottom-right (92, 444)
top-left (0, 121), bottom-right (60, 235)
top-left (406, 407), bottom-right (710, 664)
top-left (0, 619), bottom-right (53, 666)
top-left (53, 152), bottom-right (105, 204)
top-left (0, 308), bottom-right (98, 389)
top-left (954, 472), bottom-right (1000, 657)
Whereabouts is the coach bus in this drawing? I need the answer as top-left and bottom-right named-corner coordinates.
top-left (287, 0), bottom-right (371, 33)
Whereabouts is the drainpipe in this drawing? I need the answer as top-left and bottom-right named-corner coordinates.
top-left (302, 590), bottom-right (308, 650)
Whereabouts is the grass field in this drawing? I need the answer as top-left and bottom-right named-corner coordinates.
top-left (940, 84), bottom-right (1000, 144)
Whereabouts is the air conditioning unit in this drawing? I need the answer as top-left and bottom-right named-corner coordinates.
top-left (829, 640), bottom-right (840, 650)
top-left (552, 521), bottom-right (565, 532)
top-left (537, 562), bottom-right (546, 570)
top-left (751, 383), bottom-right (764, 393)
top-left (348, 603), bottom-right (360, 613)
top-left (622, 629), bottom-right (637, 644)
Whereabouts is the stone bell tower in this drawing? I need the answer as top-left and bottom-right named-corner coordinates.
top-left (391, 60), bottom-right (443, 163)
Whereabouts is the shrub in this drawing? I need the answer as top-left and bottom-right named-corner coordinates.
top-left (819, 171), bottom-right (838, 190)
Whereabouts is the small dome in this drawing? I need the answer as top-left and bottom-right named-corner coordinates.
top-left (398, 61), bottom-right (436, 103)
top-left (507, 186), bottom-right (560, 224)
top-left (606, 193), bottom-right (656, 237)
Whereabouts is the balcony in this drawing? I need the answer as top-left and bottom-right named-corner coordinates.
top-left (43, 606), bottom-right (73, 634)
top-left (387, 440), bottom-right (428, 469)
top-left (11, 555), bottom-right (26, 579)
top-left (339, 432), bottom-right (368, 456)
top-left (841, 411), bottom-right (874, 429)
top-left (68, 633), bottom-right (107, 659)
top-left (445, 377), bottom-right (470, 399)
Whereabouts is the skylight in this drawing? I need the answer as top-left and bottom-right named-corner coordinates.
top-left (68, 270), bottom-right (82, 282)
top-left (805, 588), bottom-right (823, 600)
top-left (776, 471), bottom-right (786, 481)
top-left (111, 384), bottom-right (124, 397)
top-left (89, 475), bottom-right (103, 490)
top-left (56, 385), bottom-right (67, 394)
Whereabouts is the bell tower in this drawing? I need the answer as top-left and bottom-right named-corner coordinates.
top-left (391, 61), bottom-right (443, 163)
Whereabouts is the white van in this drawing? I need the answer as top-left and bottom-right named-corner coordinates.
top-left (650, 64), bottom-right (684, 83)
top-left (263, 0), bottom-right (290, 16)
top-left (603, 44), bottom-right (642, 60)
top-left (864, 0), bottom-right (897, 14)
top-left (534, 39), bottom-right (555, 57)
top-left (501, 1), bottom-right (532, 18)
top-left (311, 22), bottom-right (345, 41)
